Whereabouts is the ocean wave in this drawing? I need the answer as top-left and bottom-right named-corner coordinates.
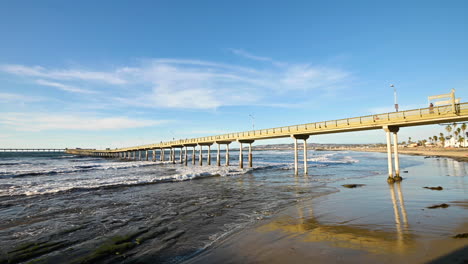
top-left (0, 161), bottom-right (163, 179)
top-left (1, 163), bottom-right (255, 197)
top-left (308, 154), bottom-right (359, 164)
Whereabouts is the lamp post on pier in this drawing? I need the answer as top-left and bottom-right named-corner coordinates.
top-left (391, 84), bottom-right (399, 112)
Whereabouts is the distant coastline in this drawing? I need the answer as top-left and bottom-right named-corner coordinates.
top-left (253, 144), bottom-right (468, 162)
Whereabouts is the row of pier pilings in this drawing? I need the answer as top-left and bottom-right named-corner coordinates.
top-left (91, 127), bottom-right (402, 181)
top-left (92, 140), bottom-right (256, 169)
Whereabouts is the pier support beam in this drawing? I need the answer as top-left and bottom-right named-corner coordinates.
top-left (238, 140), bottom-right (255, 168)
top-left (383, 126), bottom-right (401, 182)
top-left (179, 147), bottom-right (183, 164)
top-left (216, 141), bottom-right (232, 166)
top-left (161, 149), bottom-right (165, 161)
top-left (291, 135), bottom-right (310, 175)
top-left (183, 144), bottom-right (197, 166)
top-left (207, 145), bottom-right (211, 165)
top-left (239, 142), bottom-right (243, 169)
top-left (303, 138), bottom-right (308, 175)
top-left (192, 147), bottom-right (196, 165)
top-left (217, 144), bottom-right (221, 166)
top-left (198, 143), bottom-right (213, 166)
top-left (199, 146), bottom-right (203, 166)
top-left (152, 149), bottom-right (156, 161)
top-left (294, 138), bottom-right (298, 174)
top-left (145, 150), bottom-right (149, 161)
top-left (393, 132), bottom-right (401, 180)
top-left (184, 147), bottom-right (188, 166)
top-left (226, 144), bottom-right (230, 166)
top-left (249, 143), bottom-right (253, 168)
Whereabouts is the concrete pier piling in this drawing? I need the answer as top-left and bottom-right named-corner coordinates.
top-left (291, 135), bottom-right (309, 175)
top-left (179, 147), bottom-right (183, 164)
top-left (239, 142), bottom-right (243, 169)
top-left (238, 140), bottom-right (254, 169)
top-left (383, 126), bottom-right (401, 182)
top-left (172, 148), bottom-right (176, 164)
top-left (207, 145), bottom-right (211, 166)
top-left (192, 147), bottom-right (196, 165)
top-left (212, 141), bottom-right (233, 167)
top-left (248, 143), bottom-right (252, 168)
top-left (217, 144), bottom-right (221, 166)
top-left (303, 138), bottom-right (308, 175)
top-left (293, 137), bottom-right (298, 175)
top-left (199, 146), bottom-right (203, 166)
top-left (226, 144), bottom-right (230, 166)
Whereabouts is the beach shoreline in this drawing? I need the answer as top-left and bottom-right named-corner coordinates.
top-left (330, 147), bottom-right (468, 162)
top-left (186, 153), bottom-right (468, 264)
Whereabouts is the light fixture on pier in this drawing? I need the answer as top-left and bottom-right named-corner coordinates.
top-left (391, 84), bottom-right (399, 112)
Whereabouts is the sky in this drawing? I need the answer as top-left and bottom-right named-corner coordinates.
top-left (0, 0), bottom-right (467, 149)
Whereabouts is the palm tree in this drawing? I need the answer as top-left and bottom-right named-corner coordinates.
top-left (439, 133), bottom-right (445, 147)
top-left (445, 125), bottom-right (452, 138)
top-left (422, 139), bottom-right (427, 147)
top-left (439, 136), bottom-right (445, 147)
top-left (462, 123), bottom-right (467, 147)
top-left (408, 137), bottom-right (412, 144)
top-left (433, 135), bottom-right (438, 143)
top-left (458, 136), bottom-right (464, 147)
top-left (453, 123), bottom-right (458, 132)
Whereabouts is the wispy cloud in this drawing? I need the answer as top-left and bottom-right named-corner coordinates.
top-left (0, 64), bottom-right (126, 84)
top-left (36, 79), bottom-right (97, 94)
top-left (229, 49), bottom-right (286, 66)
top-left (0, 113), bottom-right (167, 131)
top-left (0, 53), bottom-right (352, 110)
top-left (0, 92), bottom-right (44, 102)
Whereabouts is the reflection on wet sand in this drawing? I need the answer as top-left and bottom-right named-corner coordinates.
top-left (257, 180), bottom-right (414, 255)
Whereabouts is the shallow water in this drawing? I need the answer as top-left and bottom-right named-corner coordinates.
top-left (0, 150), bottom-right (464, 263)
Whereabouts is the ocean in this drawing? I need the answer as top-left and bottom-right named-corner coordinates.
top-left (0, 149), bottom-right (465, 263)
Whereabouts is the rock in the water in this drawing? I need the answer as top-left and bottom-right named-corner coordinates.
top-left (342, 184), bottom-right (365, 188)
top-left (453, 233), bottom-right (468, 239)
top-left (427, 203), bottom-right (449, 209)
top-left (423, 186), bottom-right (443, 191)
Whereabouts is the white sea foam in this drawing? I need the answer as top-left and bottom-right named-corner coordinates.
top-left (0, 150), bottom-right (360, 197)
top-left (308, 153), bottom-right (359, 164)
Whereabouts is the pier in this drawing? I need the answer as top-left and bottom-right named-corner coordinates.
top-left (0, 149), bottom-right (65, 152)
top-left (67, 99), bottom-right (468, 182)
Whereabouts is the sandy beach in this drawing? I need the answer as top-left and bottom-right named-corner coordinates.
top-left (335, 147), bottom-right (468, 162)
top-left (187, 154), bottom-right (468, 264)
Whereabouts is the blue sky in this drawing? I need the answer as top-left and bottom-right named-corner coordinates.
top-left (0, 0), bottom-right (467, 148)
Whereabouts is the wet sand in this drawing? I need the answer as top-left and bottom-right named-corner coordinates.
top-left (187, 155), bottom-right (468, 264)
